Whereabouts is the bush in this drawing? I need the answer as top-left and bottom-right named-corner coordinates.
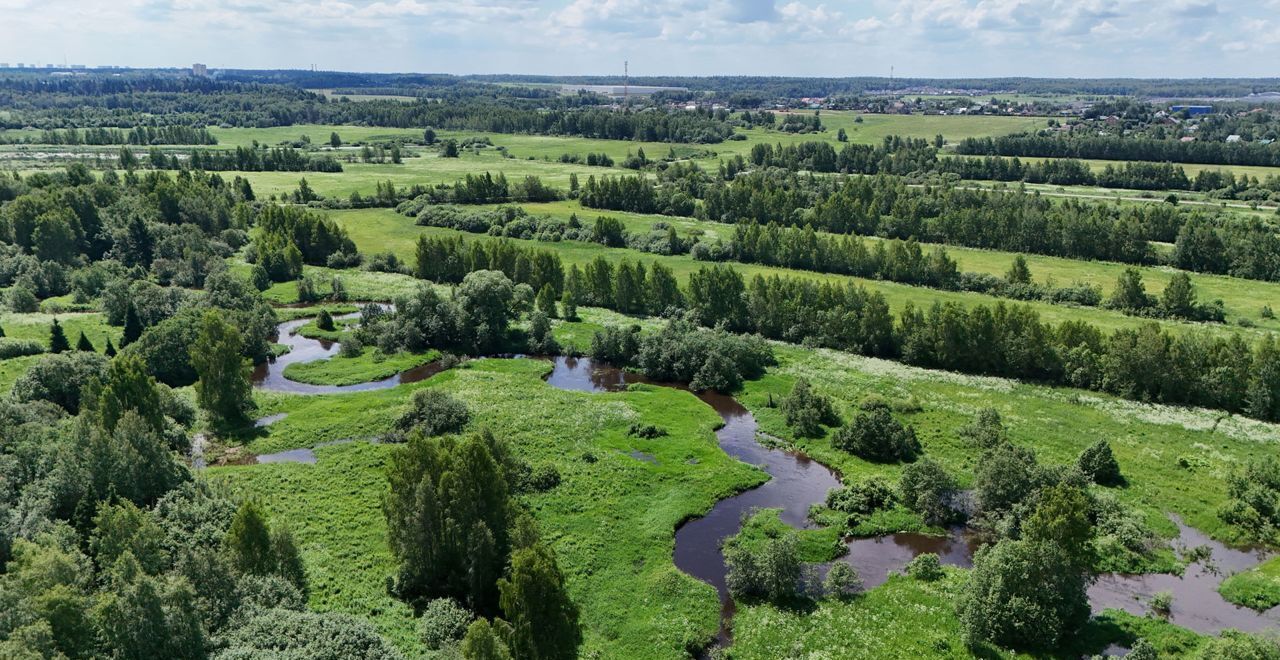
top-left (1077, 439), bottom-right (1123, 486)
top-left (957, 540), bottom-right (1089, 650)
top-left (833, 401), bottom-right (921, 463)
top-left (898, 459), bottom-right (960, 525)
top-left (316, 309), bottom-right (336, 332)
top-left (394, 389), bottom-right (470, 437)
top-left (905, 553), bottom-right (945, 581)
top-left (526, 464), bottom-right (562, 492)
top-left (10, 351), bottom-right (108, 413)
top-left (1149, 590), bottom-right (1173, 616)
top-left (0, 338), bottom-right (44, 359)
top-left (627, 423), bottom-right (667, 439)
top-left (418, 598), bottom-right (473, 650)
top-left (8, 285), bottom-right (38, 312)
top-left (724, 533), bottom-right (811, 603)
top-left (825, 477), bottom-right (896, 516)
top-left (338, 336), bottom-right (363, 358)
top-left (779, 378), bottom-right (839, 437)
top-left (823, 562), bottom-right (861, 599)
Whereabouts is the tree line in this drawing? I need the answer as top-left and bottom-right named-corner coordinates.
top-left (0, 126), bottom-right (219, 146)
top-left (404, 236), bottom-right (1280, 422)
top-left (957, 133), bottom-right (1280, 168)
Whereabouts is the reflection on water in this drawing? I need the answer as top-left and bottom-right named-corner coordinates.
top-left (542, 356), bottom-right (1280, 643)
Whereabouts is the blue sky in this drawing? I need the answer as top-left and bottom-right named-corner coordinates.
top-left (1, 0), bottom-right (1277, 78)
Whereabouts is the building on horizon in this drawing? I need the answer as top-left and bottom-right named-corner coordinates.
top-left (192, 63), bottom-right (208, 77)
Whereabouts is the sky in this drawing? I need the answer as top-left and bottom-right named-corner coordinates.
top-left (1, 0), bottom-right (1278, 78)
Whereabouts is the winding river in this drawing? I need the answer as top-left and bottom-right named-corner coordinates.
top-left (251, 317), bottom-right (1280, 642)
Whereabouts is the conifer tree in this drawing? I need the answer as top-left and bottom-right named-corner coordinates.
top-left (49, 319), bottom-right (70, 353)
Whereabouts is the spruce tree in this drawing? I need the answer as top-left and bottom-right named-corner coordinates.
top-left (121, 303), bottom-right (143, 346)
top-left (49, 319), bottom-right (70, 353)
top-left (104, 338), bottom-right (117, 357)
top-left (76, 331), bottom-right (96, 352)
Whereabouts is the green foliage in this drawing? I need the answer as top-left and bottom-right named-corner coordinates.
top-left (822, 562), bottom-right (861, 600)
top-left (385, 431), bottom-right (512, 614)
top-left (1022, 484), bottom-right (1095, 570)
top-left (191, 310), bottom-right (255, 429)
top-left (1218, 455), bottom-right (1280, 544)
top-left (316, 308), bottom-right (336, 331)
top-left (225, 501), bottom-right (275, 577)
top-left (76, 331), bottom-right (95, 352)
top-left (1194, 631), bottom-right (1280, 659)
top-left (220, 608), bottom-right (405, 660)
top-left (1107, 267), bottom-right (1154, 311)
top-left (832, 401), bottom-right (921, 463)
top-left (121, 303), bottom-right (143, 347)
top-left (959, 407), bottom-right (1007, 448)
top-left (724, 532), bottom-right (811, 604)
top-left (904, 553), bottom-right (945, 581)
top-left (91, 500), bottom-right (167, 575)
top-left (1077, 439), bottom-right (1124, 486)
top-left (779, 377), bottom-right (839, 437)
top-left (898, 458), bottom-right (959, 526)
top-left (1218, 557), bottom-right (1280, 611)
top-left (457, 270), bottom-right (518, 353)
top-left (957, 539), bottom-right (1090, 650)
top-left (527, 310), bottom-right (559, 354)
top-left (497, 541), bottom-right (582, 660)
top-left (418, 598), bottom-right (473, 650)
top-left (10, 351), bottom-right (108, 413)
top-left (973, 441), bottom-right (1046, 520)
top-left (92, 552), bottom-right (207, 660)
top-left (461, 618), bottom-right (511, 660)
top-left (393, 389), bottom-right (471, 438)
top-left (82, 353), bottom-right (167, 436)
top-left (826, 476), bottom-right (896, 517)
top-left (8, 285), bottom-right (38, 313)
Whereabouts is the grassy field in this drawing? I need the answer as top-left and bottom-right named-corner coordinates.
top-left (212, 356), bottom-right (764, 658)
top-left (281, 346), bottom-right (440, 386)
top-left (498, 200), bottom-right (1280, 331)
top-left (1218, 557), bottom-right (1280, 611)
top-left (325, 206), bottom-right (1280, 338)
top-left (732, 573), bottom-right (1206, 659)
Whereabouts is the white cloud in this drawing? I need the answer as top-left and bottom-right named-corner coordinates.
top-left (0, 0), bottom-right (1275, 75)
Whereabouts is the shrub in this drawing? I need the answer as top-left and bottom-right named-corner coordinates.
top-left (724, 533), bottom-right (811, 603)
top-left (1149, 590), bottom-right (1173, 616)
top-left (418, 598), bottom-right (473, 650)
top-left (957, 540), bottom-right (1090, 650)
top-left (833, 402), bottom-right (921, 463)
top-left (316, 309), bottom-right (336, 332)
top-left (526, 465), bottom-right (562, 492)
top-left (898, 459), bottom-right (960, 525)
top-left (823, 562), bottom-right (861, 599)
top-left (1077, 439), bottom-right (1123, 486)
top-left (627, 423), bottom-right (667, 439)
top-left (10, 351), bottom-right (109, 413)
top-left (825, 477), bottom-right (896, 516)
top-left (0, 338), bottom-right (44, 359)
top-left (394, 389), bottom-right (470, 437)
top-left (779, 378), bottom-right (840, 437)
top-left (905, 553), bottom-right (945, 581)
top-left (1218, 456), bottom-right (1280, 544)
top-left (8, 285), bottom-right (38, 312)
top-left (338, 336), bottom-right (363, 358)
